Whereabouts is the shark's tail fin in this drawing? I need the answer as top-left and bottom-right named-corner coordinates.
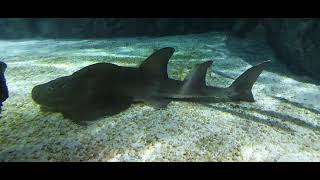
top-left (228, 61), bottom-right (270, 102)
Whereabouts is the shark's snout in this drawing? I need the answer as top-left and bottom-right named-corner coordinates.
top-left (32, 84), bottom-right (54, 105)
top-left (31, 85), bottom-right (43, 104)
top-left (31, 84), bottom-right (62, 112)
top-left (31, 79), bottom-right (74, 111)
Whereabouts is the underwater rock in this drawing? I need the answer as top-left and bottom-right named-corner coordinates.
top-left (0, 61), bottom-right (9, 114)
top-left (231, 18), bottom-right (260, 38)
top-left (0, 18), bottom-right (36, 39)
top-left (263, 18), bottom-right (320, 80)
top-left (0, 18), bottom-right (237, 39)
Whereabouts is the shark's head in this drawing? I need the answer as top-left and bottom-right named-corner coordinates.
top-left (31, 76), bottom-right (76, 111)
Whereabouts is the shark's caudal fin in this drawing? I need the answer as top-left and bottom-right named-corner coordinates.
top-left (181, 61), bottom-right (213, 94)
top-left (139, 47), bottom-right (175, 79)
top-left (229, 61), bottom-right (271, 102)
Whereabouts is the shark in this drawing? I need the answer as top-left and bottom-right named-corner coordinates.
top-left (31, 47), bottom-right (270, 122)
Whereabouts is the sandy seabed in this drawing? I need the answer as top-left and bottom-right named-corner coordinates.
top-left (0, 32), bottom-right (319, 162)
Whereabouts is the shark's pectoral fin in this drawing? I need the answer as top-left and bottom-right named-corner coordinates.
top-left (181, 61), bottom-right (213, 94)
top-left (62, 96), bottom-right (134, 122)
top-left (144, 97), bottom-right (171, 109)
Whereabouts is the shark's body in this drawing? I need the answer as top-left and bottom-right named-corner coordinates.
top-left (32, 47), bottom-right (270, 121)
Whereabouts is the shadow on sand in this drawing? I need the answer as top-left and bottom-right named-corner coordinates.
top-left (201, 103), bottom-right (296, 133)
top-left (201, 97), bottom-right (320, 134)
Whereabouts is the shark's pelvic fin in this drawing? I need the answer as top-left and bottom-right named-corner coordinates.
top-left (181, 61), bottom-right (213, 94)
top-left (139, 47), bottom-right (175, 79)
top-left (229, 60), bottom-right (271, 102)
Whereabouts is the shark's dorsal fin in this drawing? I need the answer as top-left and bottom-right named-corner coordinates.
top-left (139, 47), bottom-right (175, 79)
top-left (229, 60), bottom-right (271, 102)
top-left (181, 61), bottom-right (213, 94)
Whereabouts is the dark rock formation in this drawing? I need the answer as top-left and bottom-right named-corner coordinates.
top-left (0, 18), bottom-right (237, 39)
top-left (230, 18), bottom-right (320, 81)
top-left (231, 18), bottom-right (261, 38)
top-left (263, 18), bottom-right (320, 80)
